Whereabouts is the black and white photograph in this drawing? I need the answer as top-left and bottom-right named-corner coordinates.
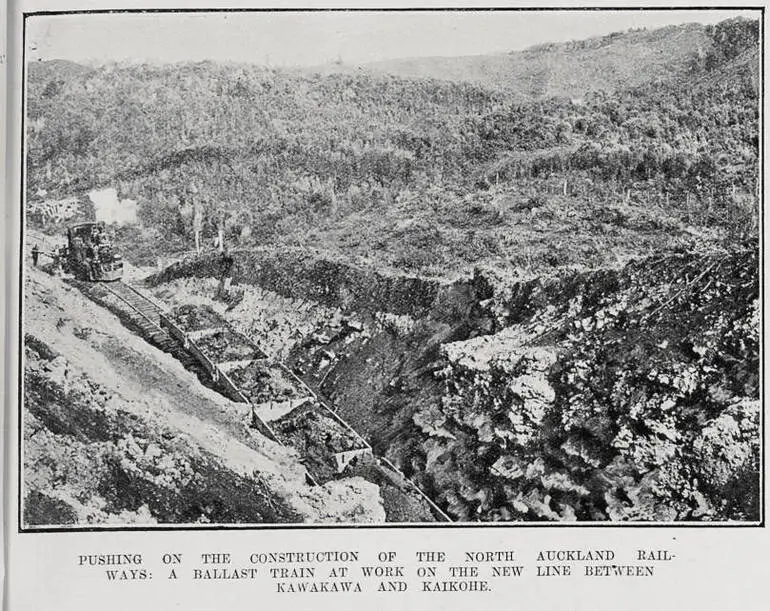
top-left (19, 7), bottom-right (762, 528)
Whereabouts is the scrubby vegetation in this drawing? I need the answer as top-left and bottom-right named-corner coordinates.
top-left (26, 16), bottom-right (761, 523)
top-left (26, 18), bottom-right (759, 277)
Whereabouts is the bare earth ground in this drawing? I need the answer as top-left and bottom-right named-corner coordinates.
top-left (23, 265), bottom-right (385, 525)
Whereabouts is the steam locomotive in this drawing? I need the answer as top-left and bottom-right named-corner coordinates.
top-left (60, 222), bottom-right (124, 282)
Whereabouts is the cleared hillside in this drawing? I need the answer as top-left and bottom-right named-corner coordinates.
top-left (320, 22), bottom-right (722, 98)
top-left (25, 18), bottom-right (759, 281)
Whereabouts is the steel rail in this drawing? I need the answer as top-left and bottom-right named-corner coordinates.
top-left (101, 281), bottom-right (165, 334)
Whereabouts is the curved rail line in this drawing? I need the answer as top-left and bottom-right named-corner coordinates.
top-left (24, 232), bottom-right (452, 522)
top-left (105, 282), bottom-right (451, 520)
top-left (69, 279), bottom-right (202, 371)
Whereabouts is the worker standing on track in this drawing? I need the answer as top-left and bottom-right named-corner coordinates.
top-left (217, 248), bottom-right (235, 300)
top-left (31, 244), bottom-right (40, 266)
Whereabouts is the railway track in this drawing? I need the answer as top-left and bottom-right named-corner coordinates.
top-left (49, 261), bottom-right (453, 521)
top-left (70, 279), bottom-right (201, 370)
top-left (87, 281), bottom-right (451, 520)
top-left (100, 281), bottom-right (170, 346)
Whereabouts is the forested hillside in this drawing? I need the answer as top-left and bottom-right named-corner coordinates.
top-left (26, 17), bottom-right (759, 277)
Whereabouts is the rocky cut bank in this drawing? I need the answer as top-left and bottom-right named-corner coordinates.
top-left (149, 244), bottom-right (760, 522)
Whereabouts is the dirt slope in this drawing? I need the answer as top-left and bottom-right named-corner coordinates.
top-left (23, 266), bottom-right (385, 526)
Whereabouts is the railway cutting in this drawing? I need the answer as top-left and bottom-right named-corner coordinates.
top-left (32, 227), bottom-right (448, 522)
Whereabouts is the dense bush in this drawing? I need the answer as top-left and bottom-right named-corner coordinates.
top-left (25, 18), bottom-right (759, 275)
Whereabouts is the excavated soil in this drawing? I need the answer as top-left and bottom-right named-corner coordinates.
top-left (229, 360), bottom-right (307, 403)
top-left (22, 267), bottom-right (386, 526)
top-left (271, 402), bottom-right (367, 483)
top-left (171, 304), bottom-right (224, 332)
top-left (193, 328), bottom-right (259, 362)
top-left (147, 246), bottom-right (760, 522)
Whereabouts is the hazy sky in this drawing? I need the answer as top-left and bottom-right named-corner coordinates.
top-left (27, 9), bottom-right (758, 67)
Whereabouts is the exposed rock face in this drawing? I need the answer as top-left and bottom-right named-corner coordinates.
top-left (337, 250), bottom-right (758, 522)
top-left (418, 250), bottom-right (760, 521)
top-left (149, 248), bottom-right (449, 317)
top-left (149, 247), bottom-right (760, 522)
